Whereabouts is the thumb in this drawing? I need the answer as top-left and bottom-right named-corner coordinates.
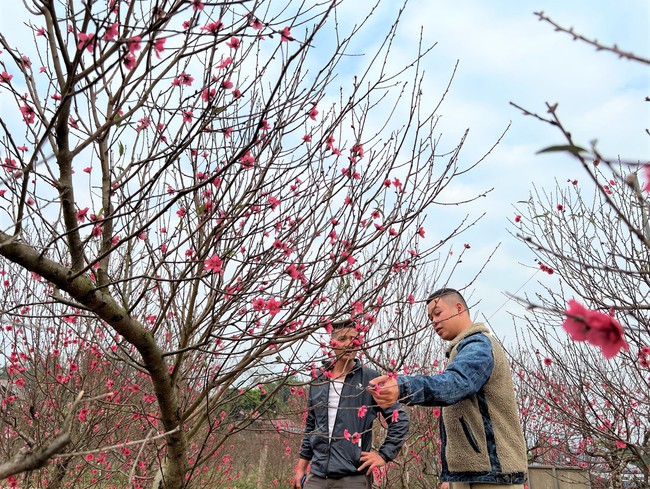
top-left (369, 375), bottom-right (387, 386)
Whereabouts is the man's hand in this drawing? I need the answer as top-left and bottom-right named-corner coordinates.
top-left (358, 450), bottom-right (386, 475)
top-left (290, 472), bottom-right (307, 489)
top-left (367, 375), bottom-right (399, 409)
top-left (291, 459), bottom-right (309, 488)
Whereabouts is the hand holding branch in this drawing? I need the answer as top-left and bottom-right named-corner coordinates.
top-left (367, 375), bottom-right (399, 409)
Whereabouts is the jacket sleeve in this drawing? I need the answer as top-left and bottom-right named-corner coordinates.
top-left (397, 333), bottom-right (494, 406)
top-left (375, 401), bottom-right (409, 462)
top-left (298, 385), bottom-right (315, 460)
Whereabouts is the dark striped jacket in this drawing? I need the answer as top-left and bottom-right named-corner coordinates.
top-left (299, 359), bottom-right (409, 478)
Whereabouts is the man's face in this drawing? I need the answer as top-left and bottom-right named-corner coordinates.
top-left (427, 296), bottom-right (464, 340)
top-left (330, 327), bottom-right (360, 361)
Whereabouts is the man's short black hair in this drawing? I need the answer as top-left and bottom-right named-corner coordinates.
top-left (426, 288), bottom-right (469, 311)
top-left (331, 319), bottom-right (354, 331)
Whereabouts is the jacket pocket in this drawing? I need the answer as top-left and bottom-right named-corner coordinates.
top-left (460, 416), bottom-right (481, 453)
top-left (341, 437), bottom-right (362, 464)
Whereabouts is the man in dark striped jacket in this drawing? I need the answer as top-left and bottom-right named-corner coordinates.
top-left (292, 320), bottom-right (409, 489)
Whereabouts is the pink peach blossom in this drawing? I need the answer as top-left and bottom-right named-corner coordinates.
top-left (563, 300), bottom-right (629, 359)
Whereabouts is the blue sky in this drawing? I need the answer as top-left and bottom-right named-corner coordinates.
top-left (359, 0), bottom-right (650, 339)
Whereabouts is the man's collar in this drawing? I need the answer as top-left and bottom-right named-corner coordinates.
top-left (445, 322), bottom-right (490, 356)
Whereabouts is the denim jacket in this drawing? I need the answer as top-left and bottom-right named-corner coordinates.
top-left (398, 323), bottom-right (528, 484)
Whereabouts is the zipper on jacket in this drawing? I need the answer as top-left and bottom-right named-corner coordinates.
top-left (323, 365), bottom-right (358, 477)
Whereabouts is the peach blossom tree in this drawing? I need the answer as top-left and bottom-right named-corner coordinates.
top-left (0, 0), bottom-right (488, 487)
top-left (509, 11), bottom-right (649, 489)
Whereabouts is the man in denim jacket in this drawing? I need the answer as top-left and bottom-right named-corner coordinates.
top-left (368, 288), bottom-right (527, 489)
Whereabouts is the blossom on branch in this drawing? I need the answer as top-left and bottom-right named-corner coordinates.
top-left (562, 300), bottom-right (629, 359)
top-left (76, 207), bottom-right (89, 222)
top-left (127, 36), bottom-right (142, 55)
top-left (123, 53), bottom-right (136, 70)
top-left (172, 72), bottom-right (194, 86)
top-left (268, 195), bottom-right (280, 210)
top-left (285, 264), bottom-right (304, 280)
top-left (77, 32), bottom-right (95, 52)
top-left (239, 151), bottom-right (255, 169)
top-left (350, 143), bottom-right (364, 158)
top-left (19, 105), bottom-right (36, 124)
top-left (266, 298), bottom-right (281, 316)
top-left (201, 21), bottom-right (223, 34)
top-left (226, 37), bottom-right (241, 50)
top-left (204, 254), bottom-right (223, 274)
top-left (250, 17), bottom-right (263, 30)
top-left (280, 27), bottom-right (293, 42)
top-left (216, 57), bottom-right (232, 69)
top-left (154, 38), bottom-right (166, 58)
top-left (103, 22), bottom-right (119, 41)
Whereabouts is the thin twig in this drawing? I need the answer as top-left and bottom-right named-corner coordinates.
top-left (535, 11), bottom-right (650, 65)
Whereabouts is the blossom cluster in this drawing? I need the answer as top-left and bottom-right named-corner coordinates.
top-left (563, 300), bottom-right (629, 359)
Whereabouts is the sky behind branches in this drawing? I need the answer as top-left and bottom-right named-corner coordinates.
top-left (1, 0), bottom-right (647, 343)
top-left (371, 0), bottom-right (650, 340)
